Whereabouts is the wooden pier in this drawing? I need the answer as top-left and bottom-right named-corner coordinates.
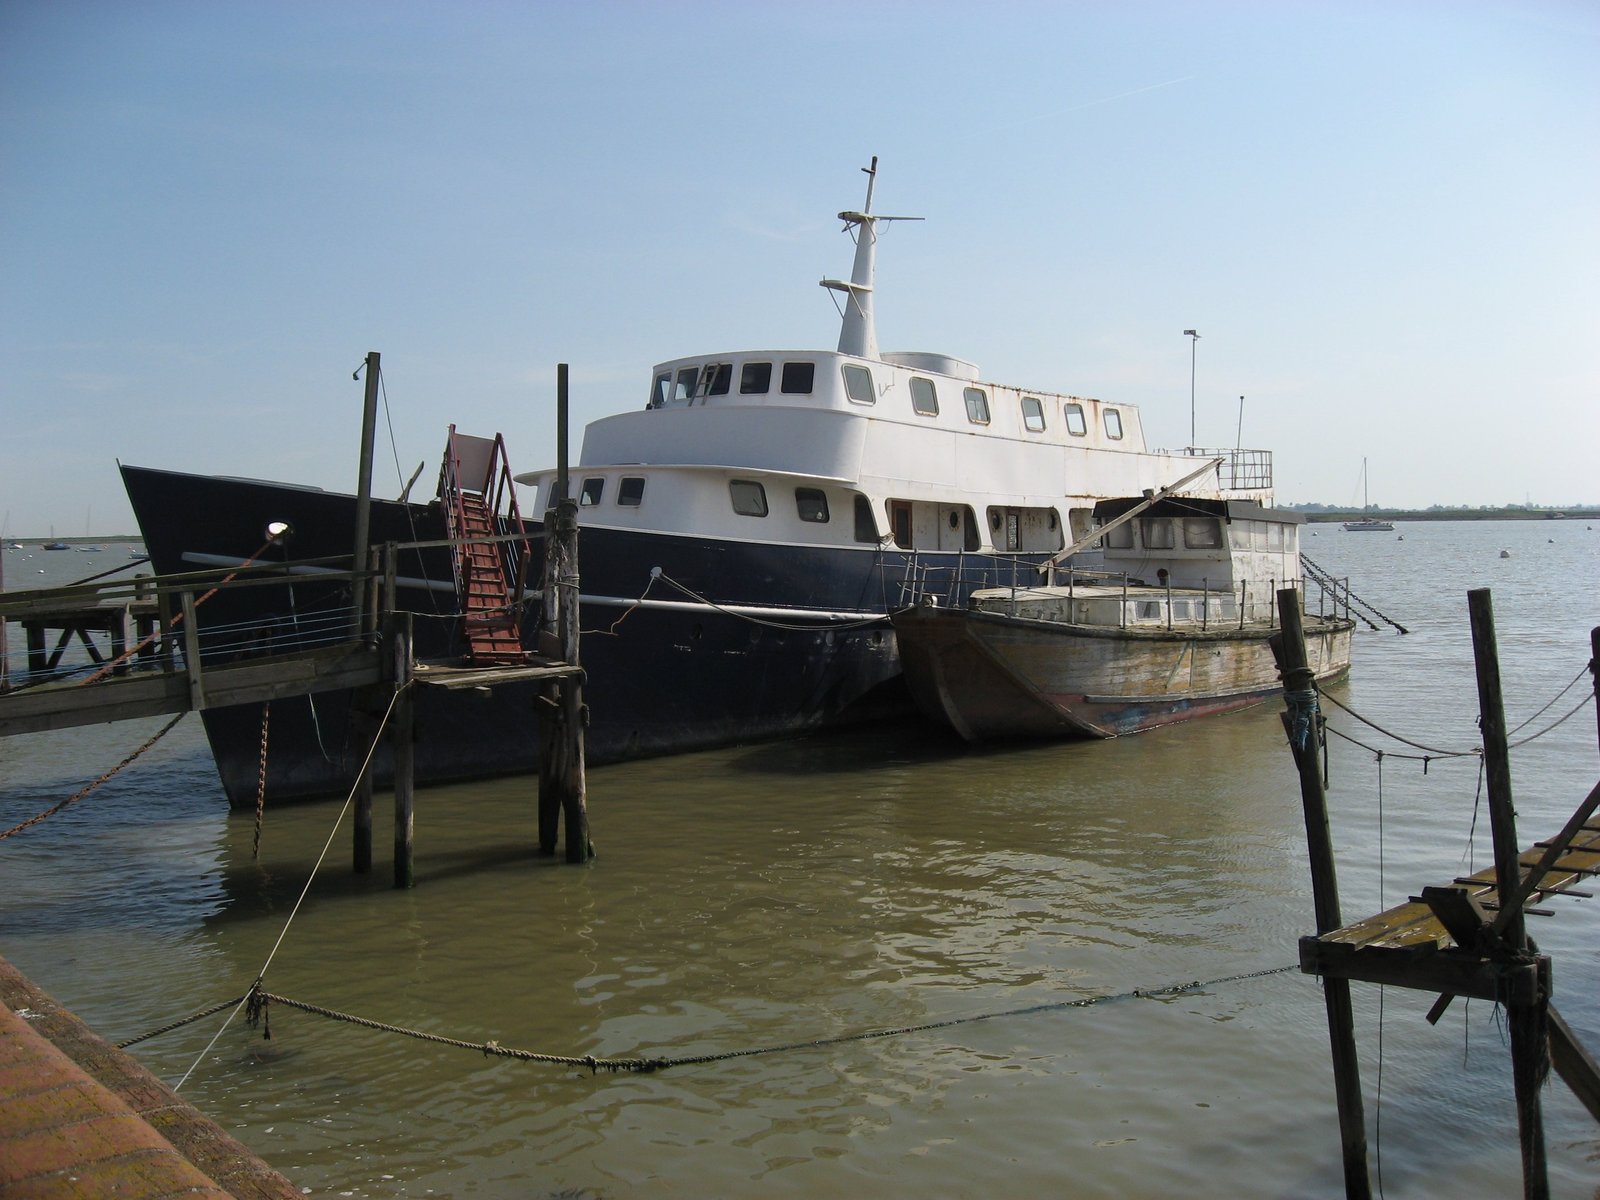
top-left (1277, 592), bottom-right (1600, 1199)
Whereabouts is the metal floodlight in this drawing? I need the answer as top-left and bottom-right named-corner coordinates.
top-left (265, 520), bottom-right (294, 544)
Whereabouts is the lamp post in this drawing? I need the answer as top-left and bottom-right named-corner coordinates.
top-left (1183, 329), bottom-right (1200, 451)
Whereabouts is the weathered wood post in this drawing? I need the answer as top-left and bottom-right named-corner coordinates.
top-left (351, 351), bottom-right (380, 638)
top-left (1467, 587), bottom-right (1548, 1199)
top-left (390, 610), bottom-right (415, 888)
top-left (1590, 626), bottom-right (1599, 755)
top-left (353, 692), bottom-right (375, 874)
top-left (534, 364), bottom-right (591, 862)
top-left (1273, 587), bottom-right (1371, 1200)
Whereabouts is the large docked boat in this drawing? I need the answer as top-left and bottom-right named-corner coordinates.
top-left (121, 161), bottom-right (1276, 806)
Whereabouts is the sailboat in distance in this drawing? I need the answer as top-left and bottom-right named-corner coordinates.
top-left (1342, 458), bottom-right (1393, 531)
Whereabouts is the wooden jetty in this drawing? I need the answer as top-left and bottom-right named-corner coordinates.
top-left (0, 357), bottom-right (594, 878)
top-left (1277, 591), bottom-right (1600, 1200)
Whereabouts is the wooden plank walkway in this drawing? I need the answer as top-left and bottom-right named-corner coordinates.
top-left (0, 955), bottom-right (299, 1199)
top-left (1302, 818), bottom-right (1600, 1003)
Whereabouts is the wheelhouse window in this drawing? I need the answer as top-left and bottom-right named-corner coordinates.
top-left (1105, 521), bottom-right (1135, 550)
top-left (741, 362), bottom-right (772, 394)
top-left (618, 477), bottom-right (645, 507)
top-left (964, 387), bottom-right (990, 425)
top-left (1142, 517), bottom-right (1175, 549)
top-left (580, 477), bottom-right (605, 506)
top-left (649, 373), bottom-right (670, 409)
top-left (780, 362), bottom-right (815, 394)
top-left (1103, 408), bottom-right (1124, 439)
top-left (729, 480), bottom-right (768, 517)
top-left (674, 367), bottom-right (698, 402)
top-left (1022, 396), bottom-right (1046, 432)
top-left (795, 487), bottom-right (829, 523)
top-left (889, 500), bottom-right (913, 549)
top-left (842, 364), bottom-right (875, 405)
top-left (1064, 402), bottom-right (1087, 436)
top-left (1183, 518), bottom-right (1221, 548)
top-left (909, 376), bottom-right (939, 417)
top-left (699, 363), bottom-right (732, 397)
top-left (853, 495), bottom-right (878, 543)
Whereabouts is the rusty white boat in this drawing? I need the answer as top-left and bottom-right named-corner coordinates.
top-left (892, 475), bottom-right (1355, 739)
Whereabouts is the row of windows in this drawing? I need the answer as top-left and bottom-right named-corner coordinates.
top-left (847, 364), bottom-right (1121, 438)
top-left (650, 361), bottom-right (817, 407)
top-left (1105, 517), bottom-right (1225, 551)
top-left (648, 358), bottom-right (1123, 439)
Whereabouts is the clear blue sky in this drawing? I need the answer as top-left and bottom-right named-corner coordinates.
top-left (3, 0), bottom-right (1597, 537)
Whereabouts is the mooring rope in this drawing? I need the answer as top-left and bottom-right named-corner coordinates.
top-left (0, 713), bottom-right (187, 842)
top-left (173, 680), bottom-right (411, 1092)
top-left (113, 964), bottom-right (1300, 1076)
top-left (652, 569), bottom-right (890, 633)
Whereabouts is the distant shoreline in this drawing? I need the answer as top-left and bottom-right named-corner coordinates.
top-left (1298, 508), bottom-right (1599, 523)
top-left (5, 534), bottom-right (143, 545)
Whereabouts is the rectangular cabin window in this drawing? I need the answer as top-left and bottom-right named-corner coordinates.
top-left (842, 364), bottom-right (875, 405)
top-left (854, 495), bottom-right (879, 543)
top-left (1105, 521), bottom-right (1135, 550)
top-left (1022, 396), bottom-right (1046, 432)
top-left (964, 387), bottom-right (990, 424)
top-left (1103, 409), bottom-right (1124, 439)
top-left (729, 480), bottom-right (768, 517)
top-left (1142, 517), bottom-right (1175, 549)
top-left (618, 476), bottom-right (645, 507)
top-left (1064, 402), bottom-right (1087, 436)
top-left (909, 376), bottom-right (939, 417)
top-left (889, 500), bottom-right (913, 549)
top-left (796, 487), bottom-right (829, 523)
top-left (1183, 518), bottom-right (1222, 548)
top-left (700, 363), bottom-right (732, 397)
top-left (580, 477), bottom-right (605, 506)
top-left (1229, 523), bottom-right (1253, 549)
top-left (780, 362), bottom-right (815, 394)
top-left (741, 362), bottom-right (772, 394)
top-left (674, 367), bottom-right (698, 402)
top-left (649, 373), bottom-right (670, 409)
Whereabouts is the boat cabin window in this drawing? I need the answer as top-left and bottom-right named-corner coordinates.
top-left (698, 363), bottom-right (733, 397)
top-left (795, 487), bottom-right (829, 523)
top-left (1022, 396), bottom-right (1046, 432)
top-left (1138, 601), bottom-right (1162, 620)
top-left (1183, 518), bottom-right (1222, 549)
top-left (1104, 409), bottom-right (1124, 439)
top-left (910, 376), bottom-right (939, 417)
top-left (964, 387), bottom-right (990, 425)
top-left (1105, 521), bottom-right (1135, 550)
top-left (842, 364), bottom-right (875, 405)
top-left (780, 362), bottom-right (815, 394)
top-left (618, 477), bottom-right (645, 507)
top-left (741, 362), bottom-right (772, 394)
top-left (1142, 517), bottom-right (1175, 549)
top-left (579, 477), bottom-right (605, 506)
top-left (853, 495), bottom-right (879, 543)
top-left (1064, 402), bottom-right (1087, 436)
top-left (729, 480), bottom-right (768, 517)
top-left (674, 367), bottom-right (699, 403)
top-left (649, 373), bottom-right (670, 409)
top-left (889, 500), bottom-right (913, 549)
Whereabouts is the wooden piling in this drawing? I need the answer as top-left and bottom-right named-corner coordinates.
top-left (390, 612), bottom-right (415, 889)
top-left (1467, 588), bottom-right (1548, 1199)
top-left (351, 351), bottom-right (380, 638)
top-left (1274, 588), bottom-right (1371, 1200)
top-left (353, 690), bottom-right (376, 874)
top-left (1590, 626), bottom-right (1599, 754)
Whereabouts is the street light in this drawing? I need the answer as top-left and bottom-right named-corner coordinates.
top-left (1183, 330), bottom-right (1200, 451)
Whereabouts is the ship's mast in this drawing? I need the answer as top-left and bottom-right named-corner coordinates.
top-left (820, 156), bottom-right (921, 360)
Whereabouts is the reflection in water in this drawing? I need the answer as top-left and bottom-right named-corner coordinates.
top-left (3, 521), bottom-right (1598, 1197)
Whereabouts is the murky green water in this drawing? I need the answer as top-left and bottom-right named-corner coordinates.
top-left (3, 522), bottom-right (1598, 1197)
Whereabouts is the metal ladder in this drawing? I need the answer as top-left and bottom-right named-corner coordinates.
top-left (439, 427), bottom-right (531, 665)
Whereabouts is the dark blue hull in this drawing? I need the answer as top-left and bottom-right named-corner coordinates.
top-left (123, 465), bottom-right (1013, 806)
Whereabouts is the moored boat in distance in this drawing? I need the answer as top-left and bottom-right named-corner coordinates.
top-left (120, 159), bottom-right (1281, 806)
top-left (892, 488), bottom-right (1354, 740)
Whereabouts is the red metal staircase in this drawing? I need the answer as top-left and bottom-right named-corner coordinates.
top-left (438, 427), bottom-right (532, 665)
